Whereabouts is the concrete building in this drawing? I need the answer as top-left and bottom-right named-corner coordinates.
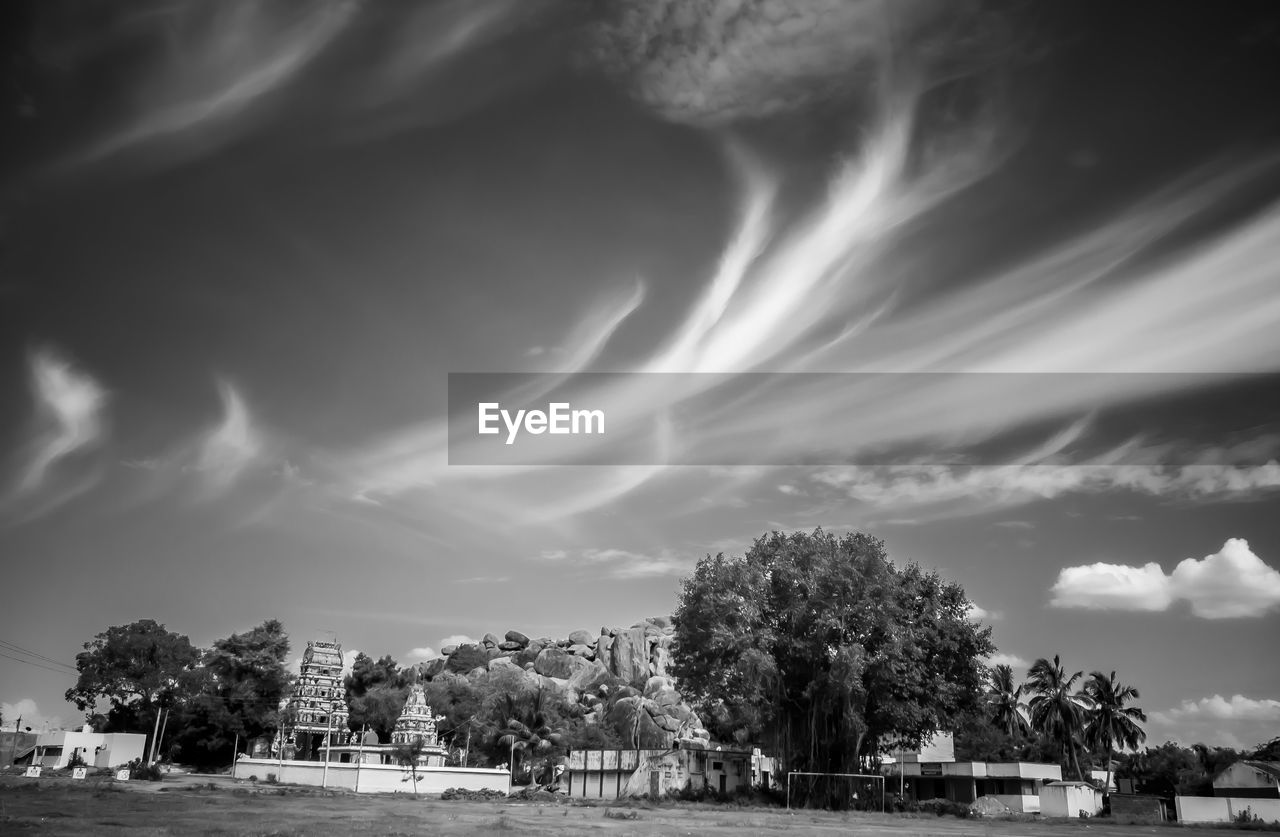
top-left (29, 729), bottom-right (146, 769)
top-left (565, 744), bottom-right (775, 800)
top-left (883, 732), bottom-right (1063, 813)
top-left (1039, 780), bottom-right (1103, 818)
top-left (1214, 761), bottom-right (1280, 799)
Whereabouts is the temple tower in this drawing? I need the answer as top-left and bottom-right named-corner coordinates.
top-left (281, 639), bottom-right (350, 759)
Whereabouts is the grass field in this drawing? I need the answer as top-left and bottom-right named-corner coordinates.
top-left (0, 774), bottom-right (1261, 836)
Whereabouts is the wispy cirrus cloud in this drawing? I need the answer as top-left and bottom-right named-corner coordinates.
top-left (985, 652), bottom-right (1030, 671)
top-left (18, 349), bottom-right (108, 492)
top-left (1050, 538), bottom-right (1280, 618)
top-left (539, 547), bottom-right (692, 579)
top-left (192, 380), bottom-right (265, 495)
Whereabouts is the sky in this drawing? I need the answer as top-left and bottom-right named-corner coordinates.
top-left (2, 0), bottom-right (1279, 751)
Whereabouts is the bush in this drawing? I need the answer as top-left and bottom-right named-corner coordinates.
top-left (125, 758), bottom-right (163, 781)
top-left (905, 798), bottom-right (970, 818)
top-left (65, 750), bottom-right (88, 770)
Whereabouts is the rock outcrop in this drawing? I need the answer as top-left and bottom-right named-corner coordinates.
top-left (419, 616), bottom-right (704, 748)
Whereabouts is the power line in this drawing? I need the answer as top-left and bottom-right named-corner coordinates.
top-left (0, 639), bottom-right (78, 672)
top-left (0, 651), bottom-right (76, 677)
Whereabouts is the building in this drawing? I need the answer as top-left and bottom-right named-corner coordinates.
top-left (1214, 761), bottom-right (1280, 799)
top-left (565, 744), bottom-right (775, 800)
top-left (277, 639), bottom-right (350, 760)
top-left (883, 732), bottom-right (1063, 813)
top-left (1040, 780), bottom-right (1103, 818)
top-left (27, 728), bottom-right (146, 770)
top-left (320, 683), bottom-right (447, 767)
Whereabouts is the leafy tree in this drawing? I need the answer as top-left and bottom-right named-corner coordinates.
top-left (671, 529), bottom-right (993, 775)
top-left (345, 653), bottom-right (410, 742)
top-left (1252, 736), bottom-right (1280, 761)
top-left (1083, 670), bottom-right (1146, 793)
top-left (64, 619), bottom-right (201, 754)
top-left (986, 664), bottom-right (1030, 738)
top-left (392, 736), bottom-right (428, 798)
top-left (1026, 655), bottom-right (1089, 781)
top-left (169, 620), bottom-right (293, 766)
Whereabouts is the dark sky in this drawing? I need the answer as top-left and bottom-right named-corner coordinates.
top-left (2, 0), bottom-right (1279, 747)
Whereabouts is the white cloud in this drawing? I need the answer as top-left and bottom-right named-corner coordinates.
top-left (966, 603), bottom-right (1001, 622)
top-left (1050, 539), bottom-right (1280, 619)
top-left (777, 484), bottom-right (802, 496)
top-left (1148, 694), bottom-right (1280, 749)
top-left (405, 647), bottom-right (439, 662)
top-left (20, 350), bottom-right (108, 492)
top-left (985, 653), bottom-right (1029, 671)
top-left (539, 547), bottom-right (692, 579)
top-left (1050, 561), bottom-right (1174, 613)
top-left (1, 698), bottom-right (66, 733)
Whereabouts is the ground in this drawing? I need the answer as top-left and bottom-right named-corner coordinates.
top-left (0, 773), bottom-right (1259, 836)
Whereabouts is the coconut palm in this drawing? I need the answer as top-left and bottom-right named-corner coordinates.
top-left (494, 688), bottom-right (566, 786)
top-left (1026, 655), bottom-right (1091, 781)
top-left (986, 664), bottom-right (1031, 738)
top-left (1083, 670), bottom-right (1146, 794)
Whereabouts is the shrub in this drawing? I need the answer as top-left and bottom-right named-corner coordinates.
top-left (65, 750), bottom-right (88, 770)
top-left (125, 758), bottom-right (163, 781)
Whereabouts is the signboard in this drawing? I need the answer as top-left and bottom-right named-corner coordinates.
top-left (602, 750), bottom-right (618, 771)
top-left (72, 767), bottom-right (88, 780)
top-left (116, 770), bottom-right (131, 781)
top-left (25, 766), bottom-right (41, 778)
top-left (619, 750), bottom-right (638, 771)
top-left (586, 750), bottom-right (601, 771)
top-left (567, 751), bottom-right (585, 770)
top-left (920, 763), bottom-right (943, 776)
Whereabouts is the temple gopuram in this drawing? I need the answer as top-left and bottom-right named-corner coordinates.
top-left (267, 638), bottom-right (447, 767)
top-left (277, 639), bottom-right (350, 760)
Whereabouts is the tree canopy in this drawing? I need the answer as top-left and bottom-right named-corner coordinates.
top-left (671, 529), bottom-right (993, 774)
top-left (344, 653), bottom-right (411, 742)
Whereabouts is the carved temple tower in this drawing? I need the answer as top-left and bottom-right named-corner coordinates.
top-left (280, 639), bottom-right (350, 760)
top-left (391, 683), bottom-right (447, 765)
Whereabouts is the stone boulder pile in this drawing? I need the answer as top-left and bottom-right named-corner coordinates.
top-left (417, 616), bottom-right (711, 749)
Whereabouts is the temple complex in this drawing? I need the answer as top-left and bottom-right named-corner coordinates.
top-left (277, 639), bottom-right (350, 760)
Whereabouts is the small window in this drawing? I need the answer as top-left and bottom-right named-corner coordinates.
top-left (712, 761), bottom-right (723, 771)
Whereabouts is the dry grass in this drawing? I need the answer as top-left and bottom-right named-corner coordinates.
top-left (0, 775), bottom-right (1260, 837)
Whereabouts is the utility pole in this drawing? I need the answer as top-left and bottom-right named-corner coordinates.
top-left (148, 707), bottom-right (163, 763)
top-left (157, 709), bottom-right (170, 766)
top-left (9, 716), bottom-right (20, 766)
top-left (463, 724), bottom-right (470, 768)
top-left (231, 732), bottom-right (239, 774)
top-left (321, 702), bottom-right (336, 789)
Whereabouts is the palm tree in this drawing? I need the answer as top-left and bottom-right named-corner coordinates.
top-left (1026, 655), bottom-right (1091, 781)
top-left (1083, 671), bottom-right (1146, 795)
top-left (494, 688), bottom-right (565, 786)
top-left (986, 664), bottom-right (1031, 738)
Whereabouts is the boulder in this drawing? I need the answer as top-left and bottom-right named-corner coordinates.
top-left (595, 634), bottom-right (613, 662)
top-left (643, 676), bottom-right (673, 698)
top-left (446, 645), bottom-right (490, 674)
top-left (498, 641), bottom-right (523, 652)
top-left (568, 629), bottom-right (594, 646)
top-left (647, 616), bottom-right (672, 628)
top-left (609, 626), bottom-right (649, 686)
top-left (482, 633), bottom-right (500, 648)
top-left (420, 658), bottom-right (446, 680)
top-left (650, 645), bottom-right (670, 677)
top-left (514, 646), bottom-right (540, 667)
top-left (441, 644), bottom-right (458, 657)
top-left (534, 647), bottom-right (590, 680)
top-left (568, 644), bottom-right (593, 658)
top-left (488, 656), bottom-right (520, 671)
top-left (566, 658), bottom-right (622, 694)
top-left (505, 630), bottom-right (530, 647)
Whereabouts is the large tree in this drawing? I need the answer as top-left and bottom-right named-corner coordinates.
top-left (1026, 654), bottom-right (1089, 781)
top-left (1083, 670), bottom-right (1146, 794)
top-left (671, 529), bottom-right (993, 775)
top-left (169, 620), bottom-right (293, 765)
top-left (344, 653), bottom-right (410, 742)
top-left (65, 619), bottom-right (201, 753)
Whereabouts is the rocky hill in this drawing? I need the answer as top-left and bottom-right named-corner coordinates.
top-left (417, 616), bottom-right (712, 748)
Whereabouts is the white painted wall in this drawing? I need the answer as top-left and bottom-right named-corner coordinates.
top-left (232, 757), bottom-right (508, 795)
top-left (1177, 796), bottom-right (1280, 824)
top-left (991, 793), bottom-right (1040, 813)
top-left (1039, 783), bottom-right (1101, 818)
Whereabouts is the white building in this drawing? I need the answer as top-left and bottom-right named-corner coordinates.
top-left (31, 729), bottom-right (146, 770)
top-left (883, 732), bottom-right (1063, 813)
